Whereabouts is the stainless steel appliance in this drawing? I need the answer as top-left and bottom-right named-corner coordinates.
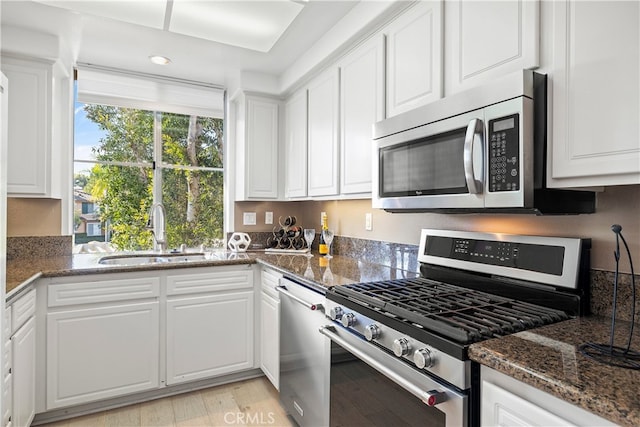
top-left (373, 70), bottom-right (595, 214)
top-left (322, 229), bottom-right (590, 427)
top-left (277, 277), bottom-right (330, 427)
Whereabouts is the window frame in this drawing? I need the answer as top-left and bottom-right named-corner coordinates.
top-left (73, 104), bottom-right (226, 250)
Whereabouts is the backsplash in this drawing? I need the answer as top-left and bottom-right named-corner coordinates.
top-left (235, 232), bottom-right (639, 324)
top-left (7, 235), bottom-right (72, 260)
top-left (591, 269), bottom-right (640, 325)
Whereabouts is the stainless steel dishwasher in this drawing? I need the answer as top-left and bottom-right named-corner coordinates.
top-left (277, 276), bottom-right (330, 427)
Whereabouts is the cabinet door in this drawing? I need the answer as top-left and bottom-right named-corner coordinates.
top-left (166, 291), bottom-right (254, 385)
top-left (12, 316), bottom-right (35, 427)
top-left (2, 57), bottom-right (52, 196)
top-left (385, 1), bottom-right (443, 117)
top-left (245, 97), bottom-right (279, 199)
top-left (307, 68), bottom-right (340, 197)
top-left (284, 90), bottom-right (308, 198)
top-left (260, 291), bottom-right (279, 390)
top-left (482, 380), bottom-right (576, 426)
top-left (549, 0), bottom-right (640, 186)
top-left (46, 302), bottom-right (160, 409)
top-left (339, 35), bottom-right (385, 195)
top-left (444, 0), bottom-right (539, 95)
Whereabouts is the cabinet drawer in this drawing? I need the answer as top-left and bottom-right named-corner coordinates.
top-left (166, 267), bottom-right (253, 296)
top-left (262, 268), bottom-right (282, 289)
top-left (11, 289), bottom-right (35, 333)
top-left (48, 277), bottom-right (160, 307)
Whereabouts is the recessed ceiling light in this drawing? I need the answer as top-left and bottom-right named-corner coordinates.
top-left (149, 55), bottom-right (171, 65)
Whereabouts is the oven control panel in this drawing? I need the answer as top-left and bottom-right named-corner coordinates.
top-left (426, 235), bottom-right (565, 276)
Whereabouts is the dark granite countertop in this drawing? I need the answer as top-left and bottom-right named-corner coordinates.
top-left (6, 250), bottom-right (418, 296)
top-left (469, 316), bottom-right (640, 426)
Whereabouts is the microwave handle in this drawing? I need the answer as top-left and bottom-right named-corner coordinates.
top-left (463, 118), bottom-right (484, 194)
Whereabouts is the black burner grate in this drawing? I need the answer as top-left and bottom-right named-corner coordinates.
top-left (333, 278), bottom-right (568, 344)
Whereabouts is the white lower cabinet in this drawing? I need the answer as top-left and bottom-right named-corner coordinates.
top-left (481, 366), bottom-right (616, 426)
top-left (5, 288), bottom-right (37, 427)
top-left (166, 292), bottom-right (254, 385)
top-left (259, 268), bottom-right (281, 390)
top-left (46, 301), bottom-right (160, 409)
top-left (45, 274), bottom-right (161, 409)
top-left (33, 265), bottom-right (257, 414)
top-left (11, 316), bottom-right (36, 427)
top-left (4, 288), bottom-right (37, 427)
top-left (165, 267), bottom-right (255, 385)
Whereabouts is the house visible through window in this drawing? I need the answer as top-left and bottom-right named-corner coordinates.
top-left (73, 67), bottom-right (225, 252)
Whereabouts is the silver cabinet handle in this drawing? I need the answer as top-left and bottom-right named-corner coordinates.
top-left (319, 325), bottom-right (447, 407)
top-left (276, 286), bottom-right (324, 312)
top-left (463, 118), bottom-right (484, 194)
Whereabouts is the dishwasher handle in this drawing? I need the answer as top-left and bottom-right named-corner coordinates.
top-left (277, 285), bottom-right (324, 312)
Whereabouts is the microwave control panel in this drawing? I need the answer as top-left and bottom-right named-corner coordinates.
top-left (488, 114), bottom-right (520, 192)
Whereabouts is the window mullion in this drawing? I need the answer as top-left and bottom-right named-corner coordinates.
top-left (153, 111), bottom-right (163, 205)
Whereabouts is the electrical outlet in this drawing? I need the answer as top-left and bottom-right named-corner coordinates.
top-left (265, 211), bottom-right (273, 225)
top-left (243, 212), bottom-right (257, 226)
top-left (365, 213), bottom-right (373, 231)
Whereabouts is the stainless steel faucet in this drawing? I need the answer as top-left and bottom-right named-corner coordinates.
top-left (146, 203), bottom-right (167, 252)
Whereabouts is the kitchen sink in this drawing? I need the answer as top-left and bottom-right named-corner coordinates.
top-left (98, 253), bottom-right (209, 266)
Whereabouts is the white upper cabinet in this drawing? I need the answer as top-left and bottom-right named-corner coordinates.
top-left (234, 93), bottom-right (281, 201)
top-left (2, 56), bottom-right (56, 197)
top-left (384, 1), bottom-right (443, 117)
top-left (444, 0), bottom-right (539, 95)
top-left (284, 89), bottom-right (308, 199)
top-left (548, 0), bottom-right (640, 186)
top-left (339, 35), bottom-right (385, 195)
top-left (307, 68), bottom-right (340, 197)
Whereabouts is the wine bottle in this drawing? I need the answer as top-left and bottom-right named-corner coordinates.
top-left (319, 212), bottom-right (328, 255)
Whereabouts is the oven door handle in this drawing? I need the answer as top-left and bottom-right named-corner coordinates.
top-left (463, 118), bottom-right (484, 194)
top-left (320, 325), bottom-right (447, 407)
top-left (277, 285), bottom-right (324, 312)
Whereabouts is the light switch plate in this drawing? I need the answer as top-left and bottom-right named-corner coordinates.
top-left (243, 212), bottom-right (257, 226)
top-left (365, 213), bottom-right (372, 231)
top-left (265, 211), bottom-right (273, 224)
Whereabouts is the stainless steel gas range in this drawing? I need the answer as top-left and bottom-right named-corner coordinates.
top-left (321, 229), bottom-right (590, 427)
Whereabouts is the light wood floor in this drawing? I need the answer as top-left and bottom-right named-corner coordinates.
top-left (39, 377), bottom-right (295, 427)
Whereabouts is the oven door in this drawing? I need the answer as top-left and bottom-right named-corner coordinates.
top-left (373, 109), bottom-right (485, 211)
top-left (320, 325), bottom-right (468, 427)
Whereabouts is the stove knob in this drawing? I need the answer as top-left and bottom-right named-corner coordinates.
top-left (414, 348), bottom-right (434, 369)
top-left (329, 306), bottom-right (344, 321)
top-left (392, 338), bottom-right (411, 357)
top-left (364, 324), bottom-right (381, 341)
top-left (341, 313), bottom-right (356, 328)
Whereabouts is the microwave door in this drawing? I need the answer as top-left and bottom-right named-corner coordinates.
top-left (374, 110), bottom-right (485, 210)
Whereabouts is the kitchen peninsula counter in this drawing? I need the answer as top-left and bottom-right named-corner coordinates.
top-left (469, 316), bottom-right (640, 426)
top-left (5, 250), bottom-right (417, 296)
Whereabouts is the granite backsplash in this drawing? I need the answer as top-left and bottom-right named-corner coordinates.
top-left (7, 235), bottom-right (72, 260)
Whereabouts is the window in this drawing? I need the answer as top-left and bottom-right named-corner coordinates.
top-left (73, 67), bottom-right (225, 252)
top-left (81, 202), bottom-right (95, 214)
top-left (87, 223), bottom-right (102, 237)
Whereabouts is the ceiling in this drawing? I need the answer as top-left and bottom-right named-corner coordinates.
top-left (0, 0), bottom-right (360, 87)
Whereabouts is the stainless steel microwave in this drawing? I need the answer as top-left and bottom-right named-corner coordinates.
top-left (373, 70), bottom-right (595, 214)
